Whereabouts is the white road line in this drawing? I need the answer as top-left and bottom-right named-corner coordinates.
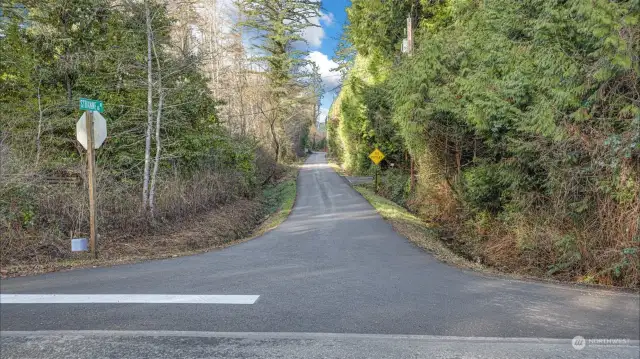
top-left (0, 294), bottom-right (259, 304)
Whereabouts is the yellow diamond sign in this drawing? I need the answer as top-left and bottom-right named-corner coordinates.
top-left (369, 148), bottom-right (385, 165)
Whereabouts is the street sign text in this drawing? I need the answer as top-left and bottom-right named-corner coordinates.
top-left (79, 98), bottom-right (104, 113)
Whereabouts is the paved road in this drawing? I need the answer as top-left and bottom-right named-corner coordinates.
top-left (1, 153), bottom-right (639, 358)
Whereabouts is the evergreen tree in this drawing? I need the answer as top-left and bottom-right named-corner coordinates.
top-left (239, 0), bottom-right (320, 162)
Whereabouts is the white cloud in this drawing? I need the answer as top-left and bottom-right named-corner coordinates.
top-left (307, 51), bottom-right (341, 90)
top-left (301, 17), bottom-right (323, 47)
top-left (320, 12), bottom-right (335, 26)
top-left (301, 12), bottom-right (334, 48)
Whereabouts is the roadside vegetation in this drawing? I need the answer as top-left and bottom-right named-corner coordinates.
top-left (355, 185), bottom-right (484, 271)
top-left (0, 0), bottom-right (321, 275)
top-left (252, 164), bottom-right (299, 237)
top-left (329, 0), bottom-right (639, 288)
top-left (0, 165), bottom-right (299, 278)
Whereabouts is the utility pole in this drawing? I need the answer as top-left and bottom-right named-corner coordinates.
top-left (407, 14), bottom-right (416, 193)
top-left (407, 15), bottom-right (414, 57)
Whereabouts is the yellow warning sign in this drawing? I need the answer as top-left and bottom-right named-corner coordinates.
top-left (369, 148), bottom-right (385, 165)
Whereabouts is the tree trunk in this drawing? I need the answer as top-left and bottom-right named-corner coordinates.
top-left (270, 116), bottom-right (280, 163)
top-left (148, 90), bottom-right (164, 218)
top-left (35, 77), bottom-right (43, 167)
top-left (149, 38), bottom-right (164, 219)
top-left (142, 0), bottom-right (153, 211)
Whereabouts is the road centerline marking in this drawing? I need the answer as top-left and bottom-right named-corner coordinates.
top-left (0, 294), bottom-right (259, 304)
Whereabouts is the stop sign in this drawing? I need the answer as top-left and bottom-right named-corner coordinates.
top-left (76, 111), bottom-right (107, 150)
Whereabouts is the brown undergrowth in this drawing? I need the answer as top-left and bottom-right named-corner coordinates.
top-left (1, 162), bottom-right (299, 278)
top-left (1, 198), bottom-right (263, 278)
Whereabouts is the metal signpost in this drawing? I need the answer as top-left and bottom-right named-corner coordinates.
top-left (369, 148), bottom-right (385, 193)
top-left (77, 98), bottom-right (107, 258)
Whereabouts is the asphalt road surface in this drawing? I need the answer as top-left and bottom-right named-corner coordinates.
top-left (1, 152), bottom-right (639, 358)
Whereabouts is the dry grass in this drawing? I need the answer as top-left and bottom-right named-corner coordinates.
top-left (409, 153), bottom-right (459, 223)
top-left (355, 184), bottom-right (638, 291)
top-left (0, 156), bottom-right (299, 277)
top-left (354, 185), bottom-right (482, 271)
top-left (0, 169), bottom-right (300, 278)
top-left (384, 145), bottom-right (640, 289)
top-left (476, 197), bottom-right (640, 288)
top-left (1, 167), bottom-right (250, 265)
top-left (0, 198), bottom-right (264, 277)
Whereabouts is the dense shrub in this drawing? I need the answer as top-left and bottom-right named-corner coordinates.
top-left (333, 0), bottom-right (640, 287)
top-left (378, 168), bottom-right (410, 206)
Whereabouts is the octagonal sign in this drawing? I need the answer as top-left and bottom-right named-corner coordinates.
top-left (76, 111), bottom-right (107, 150)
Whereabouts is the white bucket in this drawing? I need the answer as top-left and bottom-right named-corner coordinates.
top-left (71, 238), bottom-right (89, 252)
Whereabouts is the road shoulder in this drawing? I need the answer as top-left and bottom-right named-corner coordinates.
top-left (353, 185), bottom-right (639, 293)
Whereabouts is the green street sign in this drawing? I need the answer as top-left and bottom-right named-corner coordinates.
top-left (79, 98), bottom-right (104, 113)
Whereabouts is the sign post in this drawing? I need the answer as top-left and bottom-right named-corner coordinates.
top-left (86, 111), bottom-right (97, 258)
top-left (375, 166), bottom-right (379, 193)
top-left (368, 148), bottom-right (385, 193)
top-left (77, 98), bottom-right (107, 259)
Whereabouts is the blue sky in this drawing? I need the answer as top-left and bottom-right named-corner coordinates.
top-left (304, 0), bottom-right (349, 123)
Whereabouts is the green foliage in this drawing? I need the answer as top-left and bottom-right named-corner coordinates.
top-left (547, 235), bottom-right (581, 276)
top-left (262, 174), bottom-right (297, 215)
top-left (462, 164), bottom-right (510, 214)
top-left (333, 54), bottom-right (407, 174)
top-left (326, 117), bottom-right (342, 161)
top-left (333, 0), bottom-right (640, 286)
top-left (240, 0), bottom-right (319, 92)
top-left (0, 185), bottom-right (36, 230)
top-left (0, 0), bottom-right (282, 242)
top-left (312, 137), bottom-right (326, 151)
top-left (379, 168), bottom-right (410, 206)
top-left (0, 0), bottom-right (233, 177)
top-left (347, 0), bottom-right (413, 56)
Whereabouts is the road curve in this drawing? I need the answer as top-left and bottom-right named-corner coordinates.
top-left (1, 152), bottom-right (638, 358)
